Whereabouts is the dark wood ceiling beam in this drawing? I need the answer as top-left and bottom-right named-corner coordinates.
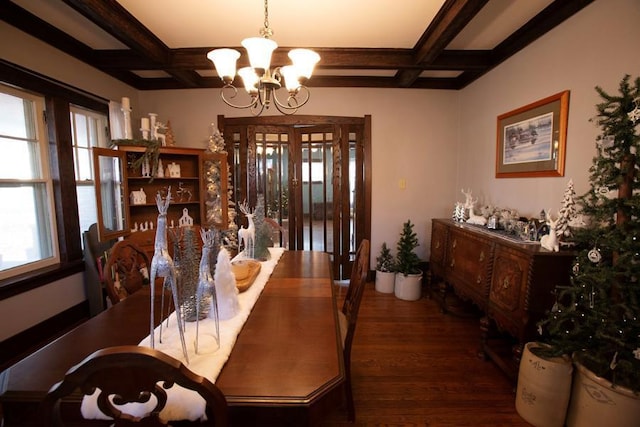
top-left (167, 48), bottom-right (420, 70)
top-left (94, 48), bottom-right (492, 73)
top-left (61, 0), bottom-right (168, 64)
top-left (492, 0), bottom-right (595, 59)
top-left (0, 2), bottom-right (96, 63)
top-left (134, 75), bottom-right (463, 91)
top-left (396, 0), bottom-right (489, 87)
top-left (424, 50), bottom-right (492, 70)
top-left (456, 0), bottom-right (596, 89)
top-left (61, 0), bottom-right (201, 88)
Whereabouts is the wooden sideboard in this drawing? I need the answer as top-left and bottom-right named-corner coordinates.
top-left (430, 218), bottom-right (575, 380)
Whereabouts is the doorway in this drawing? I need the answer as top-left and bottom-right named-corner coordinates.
top-left (219, 115), bottom-right (371, 280)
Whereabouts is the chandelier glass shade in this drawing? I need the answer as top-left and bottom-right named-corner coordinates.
top-left (207, 0), bottom-right (320, 115)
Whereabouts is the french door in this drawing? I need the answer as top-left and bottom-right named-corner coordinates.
top-left (219, 115), bottom-right (371, 280)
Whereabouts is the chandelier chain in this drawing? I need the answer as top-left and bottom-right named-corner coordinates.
top-left (260, 0), bottom-right (273, 39)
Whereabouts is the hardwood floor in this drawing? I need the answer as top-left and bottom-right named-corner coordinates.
top-left (320, 281), bottom-right (532, 427)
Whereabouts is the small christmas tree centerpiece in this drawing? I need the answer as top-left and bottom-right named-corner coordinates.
top-left (394, 220), bottom-right (423, 301)
top-left (537, 75), bottom-right (640, 396)
top-left (374, 242), bottom-right (395, 294)
top-left (555, 179), bottom-right (578, 244)
top-left (395, 220), bottom-right (421, 276)
top-left (375, 242), bottom-right (395, 273)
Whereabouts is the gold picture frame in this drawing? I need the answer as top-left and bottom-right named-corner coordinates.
top-left (495, 90), bottom-right (569, 178)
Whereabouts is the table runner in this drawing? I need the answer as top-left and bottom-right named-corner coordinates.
top-left (81, 247), bottom-right (285, 422)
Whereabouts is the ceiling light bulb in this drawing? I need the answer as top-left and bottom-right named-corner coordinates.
top-left (238, 67), bottom-right (260, 94)
top-left (288, 48), bottom-right (320, 79)
top-left (242, 37), bottom-right (278, 72)
top-left (280, 65), bottom-right (301, 92)
top-left (207, 48), bottom-right (240, 83)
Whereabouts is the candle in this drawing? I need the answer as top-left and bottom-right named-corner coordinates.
top-left (121, 97), bottom-right (130, 110)
top-left (141, 117), bottom-right (150, 130)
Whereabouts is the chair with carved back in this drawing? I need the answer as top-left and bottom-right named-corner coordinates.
top-left (104, 240), bottom-right (151, 306)
top-left (39, 345), bottom-right (228, 426)
top-left (338, 238), bottom-right (370, 422)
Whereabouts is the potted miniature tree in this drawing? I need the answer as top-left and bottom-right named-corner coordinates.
top-left (374, 242), bottom-right (395, 293)
top-left (394, 220), bottom-right (423, 301)
top-left (536, 75), bottom-right (640, 427)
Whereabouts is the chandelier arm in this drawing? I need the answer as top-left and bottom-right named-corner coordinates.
top-left (271, 86), bottom-right (311, 114)
top-left (273, 102), bottom-right (298, 115)
top-left (219, 84), bottom-right (261, 110)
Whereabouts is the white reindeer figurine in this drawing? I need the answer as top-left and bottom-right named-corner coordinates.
top-left (148, 188), bottom-right (189, 363)
top-left (238, 200), bottom-right (255, 259)
top-left (195, 228), bottom-right (220, 353)
top-left (462, 189), bottom-right (487, 226)
top-left (540, 209), bottom-right (560, 252)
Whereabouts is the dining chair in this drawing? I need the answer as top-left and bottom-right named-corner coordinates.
top-left (338, 238), bottom-right (370, 422)
top-left (39, 345), bottom-right (228, 426)
top-left (103, 240), bottom-right (151, 306)
top-left (82, 223), bottom-right (116, 314)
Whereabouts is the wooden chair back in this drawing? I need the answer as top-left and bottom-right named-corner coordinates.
top-left (40, 345), bottom-right (228, 426)
top-left (104, 240), bottom-right (150, 305)
top-left (339, 238), bottom-right (370, 421)
top-left (82, 223), bottom-right (116, 314)
top-left (342, 239), bottom-right (370, 349)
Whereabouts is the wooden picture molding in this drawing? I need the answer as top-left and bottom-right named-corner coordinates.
top-left (496, 90), bottom-right (569, 178)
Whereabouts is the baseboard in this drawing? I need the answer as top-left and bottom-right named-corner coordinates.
top-left (0, 301), bottom-right (89, 372)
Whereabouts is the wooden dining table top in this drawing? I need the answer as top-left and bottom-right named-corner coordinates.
top-left (0, 250), bottom-right (344, 426)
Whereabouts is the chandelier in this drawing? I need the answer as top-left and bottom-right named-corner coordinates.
top-left (207, 0), bottom-right (320, 116)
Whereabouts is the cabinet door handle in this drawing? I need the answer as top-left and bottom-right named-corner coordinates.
top-left (477, 274), bottom-right (482, 284)
top-left (450, 259), bottom-right (455, 268)
top-left (479, 251), bottom-right (485, 262)
top-left (502, 277), bottom-right (510, 289)
top-left (452, 239), bottom-right (457, 249)
top-left (435, 241), bottom-right (440, 249)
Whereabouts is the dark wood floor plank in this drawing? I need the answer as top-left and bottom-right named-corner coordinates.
top-left (321, 282), bottom-right (532, 426)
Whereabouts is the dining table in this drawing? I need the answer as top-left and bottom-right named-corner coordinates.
top-left (0, 250), bottom-right (344, 426)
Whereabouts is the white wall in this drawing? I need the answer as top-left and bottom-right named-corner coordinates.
top-left (138, 88), bottom-right (460, 261)
top-left (0, 274), bottom-right (85, 341)
top-left (458, 0), bottom-right (640, 219)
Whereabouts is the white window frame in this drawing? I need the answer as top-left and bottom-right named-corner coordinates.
top-left (70, 105), bottom-right (108, 238)
top-left (0, 84), bottom-right (60, 280)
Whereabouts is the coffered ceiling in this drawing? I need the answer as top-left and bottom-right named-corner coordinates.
top-left (2, 0), bottom-right (594, 90)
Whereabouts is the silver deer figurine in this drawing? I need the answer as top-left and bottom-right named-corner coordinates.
top-left (195, 228), bottom-right (220, 353)
top-left (148, 187), bottom-right (189, 363)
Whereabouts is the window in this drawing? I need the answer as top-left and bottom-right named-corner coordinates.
top-left (0, 84), bottom-right (59, 279)
top-left (70, 106), bottom-right (108, 238)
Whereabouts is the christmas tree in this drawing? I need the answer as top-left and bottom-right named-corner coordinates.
top-left (375, 242), bottom-right (395, 272)
top-left (395, 219), bottom-right (421, 275)
top-left (206, 125), bottom-right (239, 254)
top-left (538, 75), bottom-right (640, 391)
top-left (555, 179), bottom-right (577, 241)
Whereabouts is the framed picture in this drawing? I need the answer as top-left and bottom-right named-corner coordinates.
top-left (496, 90), bottom-right (569, 178)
